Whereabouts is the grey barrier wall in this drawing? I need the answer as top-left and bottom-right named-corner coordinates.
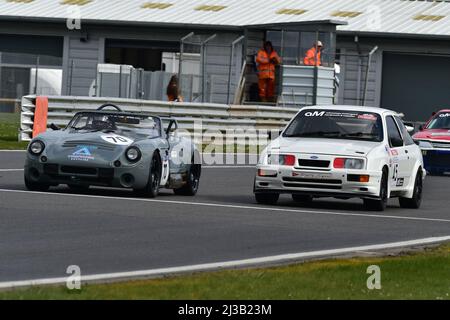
top-left (20, 95), bottom-right (300, 143)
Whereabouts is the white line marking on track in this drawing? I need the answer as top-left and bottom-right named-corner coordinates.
top-left (0, 167), bottom-right (250, 171)
top-left (0, 236), bottom-right (448, 289)
top-left (203, 165), bottom-right (254, 168)
top-left (1, 188), bottom-right (450, 223)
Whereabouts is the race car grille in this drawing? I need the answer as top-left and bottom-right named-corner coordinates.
top-left (61, 166), bottom-right (97, 175)
top-left (44, 165), bottom-right (115, 185)
top-left (283, 183), bottom-right (342, 190)
top-left (43, 164), bottom-right (59, 175)
top-left (62, 141), bottom-right (116, 151)
top-left (282, 177), bottom-right (342, 184)
top-left (282, 177), bottom-right (342, 190)
top-left (298, 159), bottom-right (330, 168)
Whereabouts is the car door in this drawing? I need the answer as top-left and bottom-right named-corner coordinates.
top-left (385, 116), bottom-right (409, 189)
top-left (394, 116), bottom-right (418, 186)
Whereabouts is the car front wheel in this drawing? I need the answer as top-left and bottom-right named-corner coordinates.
top-left (364, 170), bottom-right (388, 211)
top-left (399, 170), bottom-right (423, 209)
top-left (135, 154), bottom-right (161, 198)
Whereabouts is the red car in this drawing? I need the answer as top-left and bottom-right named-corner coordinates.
top-left (412, 110), bottom-right (450, 175)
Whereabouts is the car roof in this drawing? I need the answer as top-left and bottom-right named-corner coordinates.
top-left (300, 105), bottom-right (397, 116)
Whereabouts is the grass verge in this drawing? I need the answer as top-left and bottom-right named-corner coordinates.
top-left (1, 244), bottom-right (449, 300)
top-left (0, 113), bottom-right (28, 150)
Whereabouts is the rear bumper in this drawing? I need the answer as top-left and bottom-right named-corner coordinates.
top-left (254, 166), bottom-right (382, 199)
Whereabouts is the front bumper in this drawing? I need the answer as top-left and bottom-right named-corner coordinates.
top-left (254, 166), bottom-right (382, 199)
top-left (24, 155), bottom-right (150, 189)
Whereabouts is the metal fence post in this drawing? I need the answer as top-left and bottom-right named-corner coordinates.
top-left (201, 34), bottom-right (217, 103)
top-left (227, 36), bottom-right (245, 105)
top-left (178, 32), bottom-right (195, 94)
top-left (362, 46), bottom-right (379, 106)
top-left (34, 56), bottom-right (40, 95)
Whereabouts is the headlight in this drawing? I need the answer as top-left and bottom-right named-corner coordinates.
top-left (416, 140), bottom-right (433, 149)
top-left (125, 147), bottom-right (142, 162)
top-left (267, 154), bottom-right (296, 166)
top-left (334, 158), bottom-right (364, 169)
top-left (29, 140), bottom-right (45, 155)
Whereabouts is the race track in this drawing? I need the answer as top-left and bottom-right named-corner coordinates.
top-left (0, 151), bottom-right (449, 285)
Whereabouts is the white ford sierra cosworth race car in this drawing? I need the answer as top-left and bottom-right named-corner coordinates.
top-left (254, 106), bottom-right (426, 211)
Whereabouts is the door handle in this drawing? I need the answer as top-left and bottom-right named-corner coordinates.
top-left (405, 150), bottom-right (409, 154)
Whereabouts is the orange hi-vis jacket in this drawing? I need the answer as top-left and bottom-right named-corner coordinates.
top-left (256, 49), bottom-right (281, 79)
top-left (303, 47), bottom-right (322, 66)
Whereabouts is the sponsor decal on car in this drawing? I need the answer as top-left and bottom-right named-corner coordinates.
top-left (396, 178), bottom-right (405, 187)
top-left (357, 114), bottom-right (378, 121)
top-left (68, 146), bottom-right (96, 161)
top-left (304, 110), bottom-right (380, 123)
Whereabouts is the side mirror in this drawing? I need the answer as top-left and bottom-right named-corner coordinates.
top-left (50, 123), bottom-right (60, 131)
top-left (405, 125), bottom-right (415, 133)
top-left (418, 125), bottom-right (424, 131)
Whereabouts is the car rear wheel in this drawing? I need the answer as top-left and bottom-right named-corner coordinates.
top-left (399, 170), bottom-right (423, 209)
top-left (135, 153), bottom-right (161, 198)
top-left (24, 176), bottom-right (50, 192)
top-left (364, 170), bottom-right (388, 212)
top-left (174, 161), bottom-right (201, 196)
top-left (255, 193), bottom-right (279, 205)
top-left (292, 194), bottom-right (313, 203)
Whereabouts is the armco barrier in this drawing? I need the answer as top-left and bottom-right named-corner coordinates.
top-left (20, 95), bottom-right (300, 143)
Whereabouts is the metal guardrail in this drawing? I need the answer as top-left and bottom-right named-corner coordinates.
top-left (20, 95), bottom-right (300, 142)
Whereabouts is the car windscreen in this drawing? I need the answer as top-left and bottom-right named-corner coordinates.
top-left (68, 113), bottom-right (161, 138)
top-left (426, 112), bottom-right (450, 129)
top-left (283, 110), bottom-right (384, 142)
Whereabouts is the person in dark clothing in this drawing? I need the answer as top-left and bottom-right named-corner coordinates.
top-left (167, 75), bottom-right (184, 102)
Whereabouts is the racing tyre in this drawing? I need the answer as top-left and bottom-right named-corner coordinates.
top-left (255, 193), bottom-right (279, 205)
top-left (364, 170), bottom-right (388, 212)
top-left (399, 170), bottom-right (423, 209)
top-left (24, 176), bottom-right (50, 192)
top-left (292, 194), bottom-right (313, 203)
top-left (174, 161), bottom-right (201, 196)
top-left (135, 153), bottom-right (161, 198)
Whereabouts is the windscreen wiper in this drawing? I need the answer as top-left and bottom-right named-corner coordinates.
top-left (340, 132), bottom-right (379, 138)
top-left (285, 131), bottom-right (341, 138)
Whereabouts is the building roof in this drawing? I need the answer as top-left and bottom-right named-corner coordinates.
top-left (1, 0), bottom-right (450, 37)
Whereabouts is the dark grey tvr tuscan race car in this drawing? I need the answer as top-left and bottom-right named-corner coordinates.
top-left (24, 103), bottom-right (201, 197)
